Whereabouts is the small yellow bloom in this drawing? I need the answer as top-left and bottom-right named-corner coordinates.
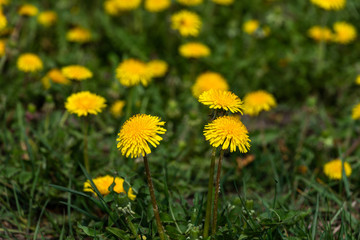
top-left (310, 0), bottom-right (345, 11)
top-left (66, 27), bottom-right (91, 43)
top-left (18, 4), bottom-right (38, 16)
top-left (84, 175), bottom-right (136, 200)
top-left (0, 12), bottom-right (6, 30)
top-left (0, 0), bottom-right (9, 6)
top-left (177, 0), bottom-right (203, 6)
top-left (111, 100), bottom-right (126, 118)
top-left (61, 65), bottom-right (93, 81)
top-left (308, 26), bottom-right (333, 42)
top-left (147, 60), bottom-right (168, 78)
top-left (204, 115), bottom-right (251, 153)
top-left (104, 0), bottom-right (120, 15)
top-left (199, 89), bottom-right (244, 113)
top-left (332, 21), bottom-right (357, 44)
top-left (17, 53), bottom-right (43, 73)
top-left (37, 11), bottom-right (57, 27)
top-left (352, 103), bottom-right (360, 120)
top-left (0, 39), bottom-right (5, 56)
top-left (179, 42), bottom-right (210, 58)
top-left (116, 114), bottom-right (166, 158)
top-left (145, 0), bottom-right (171, 12)
top-left (212, 0), bottom-right (234, 5)
top-left (116, 59), bottom-right (152, 87)
top-left (115, 0), bottom-right (141, 11)
top-left (243, 90), bottom-right (276, 116)
top-left (323, 159), bottom-right (351, 180)
top-left (171, 10), bottom-right (202, 37)
top-left (243, 20), bottom-right (259, 35)
top-left (47, 69), bottom-right (70, 85)
top-left (65, 91), bottom-right (106, 117)
top-left (355, 75), bottom-right (360, 85)
top-left (192, 72), bottom-right (229, 98)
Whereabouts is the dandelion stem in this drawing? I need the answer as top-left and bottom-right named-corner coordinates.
top-left (143, 155), bottom-right (166, 240)
top-left (203, 147), bottom-right (217, 238)
top-left (212, 149), bottom-right (224, 234)
top-left (83, 117), bottom-right (90, 172)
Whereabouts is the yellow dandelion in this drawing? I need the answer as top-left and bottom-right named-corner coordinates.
top-left (115, 0), bottom-right (141, 11)
top-left (37, 11), bottom-right (57, 27)
top-left (116, 114), bottom-right (166, 158)
top-left (18, 4), bottom-right (38, 16)
top-left (355, 75), bottom-right (360, 85)
top-left (61, 65), bottom-right (93, 81)
top-left (177, 0), bottom-right (203, 6)
top-left (212, 0), bottom-right (234, 5)
top-left (0, 0), bottom-right (9, 6)
top-left (243, 20), bottom-right (259, 35)
top-left (323, 159), bottom-right (351, 180)
top-left (171, 10), bottom-right (202, 37)
top-left (179, 42), bottom-right (210, 58)
top-left (116, 59), bottom-right (152, 87)
top-left (145, 0), bottom-right (171, 12)
top-left (147, 60), bottom-right (168, 78)
top-left (310, 0), bottom-right (345, 10)
top-left (352, 103), bottom-right (360, 120)
top-left (84, 175), bottom-right (136, 200)
top-left (199, 89), bottom-right (244, 113)
top-left (308, 26), bottom-right (333, 42)
top-left (110, 100), bottom-right (126, 118)
top-left (0, 39), bottom-right (5, 56)
top-left (17, 53), bottom-right (43, 73)
top-left (47, 69), bottom-right (70, 85)
top-left (204, 115), bottom-right (251, 153)
top-left (104, 0), bottom-right (120, 15)
top-left (0, 12), bottom-right (6, 30)
top-left (243, 90), bottom-right (276, 116)
top-left (332, 21), bottom-right (357, 44)
top-left (192, 72), bottom-right (229, 98)
top-left (66, 27), bottom-right (91, 43)
top-left (65, 91), bottom-right (106, 117)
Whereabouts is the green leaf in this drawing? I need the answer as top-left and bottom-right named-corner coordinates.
top-left (106, 227), bottom-right (130, 240)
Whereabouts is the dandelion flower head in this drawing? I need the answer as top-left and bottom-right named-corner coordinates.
top-left (66, 27), bottom-right (91, 43)
top-left (243, 90), bottom-right (276, 116)
top-left (177, 0), bottom-right (203, 6)
top-left (352, 103), bottom-right (360, 120)
top-left (147, 60), bottom-right (168, 78)
top-left (61, 65), bottom-right (93, 81)
top-left (310, 0), bottom-right (346, 10)
top-left (332, 21), bottom-right (357, 44)
top-left (145, 0), bottom-right (171, 12)
top-left (212, 0), bottom-right (234, 5)
top-left (110, 100), bottom-right (126, 118)
top-left (115, 0), bottom-right (141, 11)
top-left (47, 69), bottom-right (70, 85)
top-left (0, 39), bottom-right (5, 56)
top-left (104, 0), bottom-right (120, 15)
top-left (171, 10), bottom-right (202, 37)
top-left (116, 114), bottom-right (166, 158)
top-left (0, 12), bottom-right (7, 30)
top-left (308, 26), bottom-right (333, 42)
top-left (199, 89), bottom-right (244, 113)
top-left (84, 175), bottom-right (136, 200)
top-left (116, 59), bottom-right (152, 87)
top-left (65, 91), bottom-right (106, 117)
top-left (243, 20), bottom-right (259, 35)
top-left (37, 11), bottom-right (57, 27)
top-left (18, 4), bottom-right (38, 16)
top-left (323, 159), bottom-right (351, 180)
top-left (179, 42), bottom-right (210, 58)
top-left (17, 53), bottom-right (43, 73)
top-left (356, 75), bottom-right (360, 85)
top-left (204, 115), bottom-right (251, 153)
top-left (192, 72), bottom-right (229, 98)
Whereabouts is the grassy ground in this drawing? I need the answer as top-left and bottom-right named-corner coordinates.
top-left (1, 0), bottom-right (360, 239)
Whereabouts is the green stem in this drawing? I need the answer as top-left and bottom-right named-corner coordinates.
top-left (143, 155), bottom-right (166, 240)
top-left (125, 216), bottom-right (141, 240)
top-left (212, 149), bottom-right (224, 234)
top-left (83, 117), bottom-right (89, 172)
top-left (125, 87), bottom-right (135, 120)
top-left (203, 147), bottom-right (217, 238)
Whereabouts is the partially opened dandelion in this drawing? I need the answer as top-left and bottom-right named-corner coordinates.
top-left (116, 114), bottom-right (167, 240)
top-left (61, 65), bottom-right (93, 81)
top-left (243, 90), bottom-right (276, 116)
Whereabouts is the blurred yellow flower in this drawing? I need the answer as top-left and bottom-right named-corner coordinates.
top-left (0, 39), bottom-right (5, 56)
top-left (199, 89), bottom-right (244, 113)
top-left (0, 0), bottom-right (9, 5)
top-left (111, 100), bottom-right (126, 118)
top-left (332, 21), bottom-right (357, 44)
top-left (352, 103), bottom-right (360, 120)
top-left (177, 0), bottom-right (203, 6)
top-left (192, 72), bottom-right (229, 98)
top-left (47, 69), bottom-right (70, 85)
top-left (0, 12), bottom-right (7, 30)
top-left (104, 0), bottom-right (120, 15)
top-left (212, 0), bottom-right (234, 5)
top-left (65, 91), bottom-right (106, 117)
top-left (116, 0), bottom-right (141, 11)
top-left (308, 26), bottom-right (333, 42)
top-left (310, 0), bottom-right (345, 10)
top-left (243, 90), bottom-right (276, 116)
top-left (243, 20), bottom-right (259, 35)
top-left (356, 75), bottom-right (360, 85)
top-left (147, 60), bottom-right (168, 78)
top-left (116, 59), bottom-right (152, 87)
top-left (17, 53), bottom-right (43, 73)
top-left (145, 0), bottom-right (171, 12)
top-left (37, 11), bottom-right (57, 27)
top-left (204, 115), bottom-right (251, 153)
top-left (179, 42), bottom-right (210, 58)
top-left (323, 159), bottom-right (351, 180)
top-left (61, 65), bottom-right (93, 81)
top-left (171, 10), bottom-right (202, 37)
top-left (66, 27), bottom-right (91, 43)
top-left (18, 4), bottom-right (38, 16)
top-left (116, 114), bottom-right (166, 158)
top-left (84, 175), bottom-right (136, 200)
